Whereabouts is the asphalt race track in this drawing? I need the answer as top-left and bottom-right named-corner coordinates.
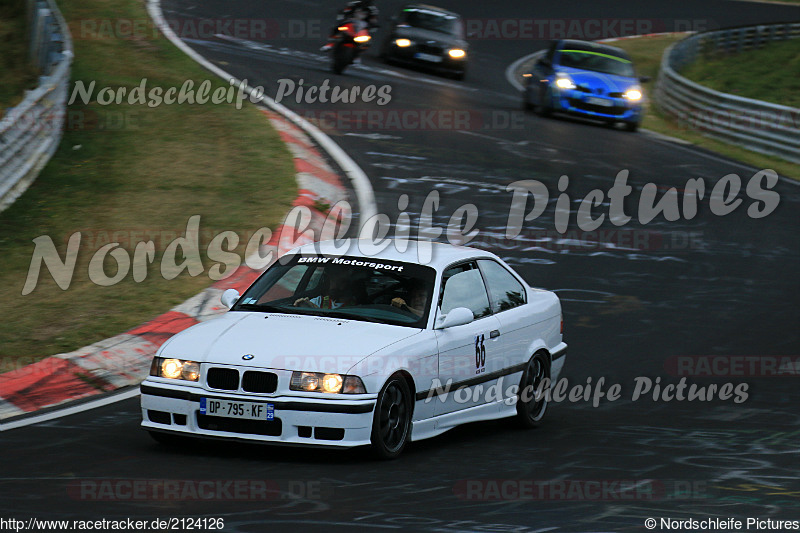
top-left (2, 1), bottom-right (800, 531)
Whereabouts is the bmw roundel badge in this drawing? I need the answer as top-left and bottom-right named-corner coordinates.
top-left (242, 354), bottom-right (255, 361)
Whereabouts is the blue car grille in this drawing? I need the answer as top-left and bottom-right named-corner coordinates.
top-left (568, 98), bottom-right (627, 116)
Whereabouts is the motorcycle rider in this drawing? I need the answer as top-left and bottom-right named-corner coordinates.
top-left (320, 0), bottom-right (379, 52)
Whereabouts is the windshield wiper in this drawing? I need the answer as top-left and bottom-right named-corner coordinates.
top-left (235, 303), bottom-right (288, 313)
top-left (325, 311), bottom-right (382, 323)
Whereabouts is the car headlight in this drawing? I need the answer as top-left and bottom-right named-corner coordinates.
top-left (555, 74), bottom-right (576, 90)
top-left (354, 35), bottom-right (371, 43)
top-left (290, 372), bottom-right (366, 394)
top-left (150, 357), bottom-right (200, 382)
top-left (448, 48), bottom-right (466, 59)
top-left (395, 38), bottom-right (411, 47)
top-left (624, 88), bottom-right (642, 101)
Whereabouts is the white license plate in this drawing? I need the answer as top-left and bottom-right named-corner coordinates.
top-left (200, 397), bottom-right (274, 421)
top-left (415, 52), bottom-right (442, 63)
top-left (586, 96), bottom-right (612, 107)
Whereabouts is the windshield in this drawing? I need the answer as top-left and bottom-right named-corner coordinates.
top-left (401, 9), bottom-right (460, 35)
top-left (558, 49), bottom-right (635, 77)
top-left (233, 255), bottom-right (437, 328)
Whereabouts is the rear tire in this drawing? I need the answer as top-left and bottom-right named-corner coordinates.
top-left (516, 352), bottom-right (550, 428)
top-left (371, 374), bottom-right (412, 459)
top-left (332, 45), bottom-right (354, 74)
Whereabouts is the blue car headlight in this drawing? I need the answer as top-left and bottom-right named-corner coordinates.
top-left (554, 73), bottom-right (576, 90)
top-left (624, 87), bottom-right (643, 101)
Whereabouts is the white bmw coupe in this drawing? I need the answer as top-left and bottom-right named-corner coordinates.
top-left (141, 240), bottom-right (566, 458)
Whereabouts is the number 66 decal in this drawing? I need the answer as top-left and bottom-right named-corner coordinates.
top-left (475, 334), bottom-right (486, 374)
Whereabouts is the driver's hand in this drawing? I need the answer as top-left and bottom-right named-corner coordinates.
top-left (294, 297), bottom-right (314, 308)
top-left (391, 297), bottom-right (407, 308)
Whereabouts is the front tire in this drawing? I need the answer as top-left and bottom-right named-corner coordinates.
top-left (536, 87), bottom-right (552, 117)
top-left (522, 88), bottom-right (533, 111)
top-left (516, 352), bottom-right (550, 428)
top-left (371, 374), bottom-right (412, 459)
top-left (624, 120), bottom-right (640, 132)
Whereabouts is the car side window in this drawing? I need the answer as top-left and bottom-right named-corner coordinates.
top-left (439, 262), bottom-right (491, 319)
top-left (478, 260), bottom-right (527, 313)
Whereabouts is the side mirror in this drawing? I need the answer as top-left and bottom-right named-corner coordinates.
top-left (537, 58), bottom-right (551, 68)
top-left (435, 307), bottom-right (474, 329)
top-left (221, 289), bottom-right (240, 309)
top-left (639, 75), bottom-right (651, 83)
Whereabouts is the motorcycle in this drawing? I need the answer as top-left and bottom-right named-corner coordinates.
top-left (331, 21), bottom-right (371, 74)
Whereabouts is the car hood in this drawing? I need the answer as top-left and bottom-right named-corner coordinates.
top-left (558, 67), bottom-right (638, 94)
top-left (394, 26), bottom-right (466, 48)
top-left (159, 312), bottom-right (422, 374)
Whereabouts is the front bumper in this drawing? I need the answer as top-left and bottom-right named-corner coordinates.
top-left (385, 44), bottom-right (466, 74)
top-left (554, 88), bottom-right (642, 122)
top-left (140, 381), bottom-right (377, 448)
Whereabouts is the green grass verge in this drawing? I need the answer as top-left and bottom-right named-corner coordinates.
top-left (0, 0), bottom-right (39, 116)
top-left (681, 38), bottom-right (800, 109)
top-left (0, 0), bottom-right (297, 368)
top-left (610, 34), bottom-right (800, 181)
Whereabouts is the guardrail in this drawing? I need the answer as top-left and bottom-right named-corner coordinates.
top-left (654, 22), bottom-right (800, 164)
top-left (0, 0), bottom-right (73, 213)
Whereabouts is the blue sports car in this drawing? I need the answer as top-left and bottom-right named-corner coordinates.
top-left (523, 39), bottom-right (649, 131)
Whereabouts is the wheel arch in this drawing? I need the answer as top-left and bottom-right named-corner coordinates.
top-left (525, 339), bottom-right (553, 366)
top-left (392, 369), bottom-right (417, 419)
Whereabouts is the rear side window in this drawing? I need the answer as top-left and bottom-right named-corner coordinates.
top-left (478, 260), bottom-right (527, 313)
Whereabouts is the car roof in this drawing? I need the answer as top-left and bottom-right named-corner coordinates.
top-left (556, 39), bottom-right (631, 61)
top-left (287, 239), bottom-right (497, 270)
top-left (401, 4), bottom-right (461, 19)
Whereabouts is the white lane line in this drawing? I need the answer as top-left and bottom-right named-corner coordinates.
top-left (0, 388), bottom-right (140, 432)
top-left (643, 134), bottom-right (800, 184)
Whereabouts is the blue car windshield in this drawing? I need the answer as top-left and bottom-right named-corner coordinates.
top-left (559, 49), bottom-right (635, 77)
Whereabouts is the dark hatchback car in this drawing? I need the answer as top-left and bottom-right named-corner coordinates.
top-left (380, 4), bottom-right (468, 80)
top-left (523, 39), bottom-right (649, 131)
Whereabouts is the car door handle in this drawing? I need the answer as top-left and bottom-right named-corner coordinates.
top-left (489, 330), bottom-right (500, 339)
